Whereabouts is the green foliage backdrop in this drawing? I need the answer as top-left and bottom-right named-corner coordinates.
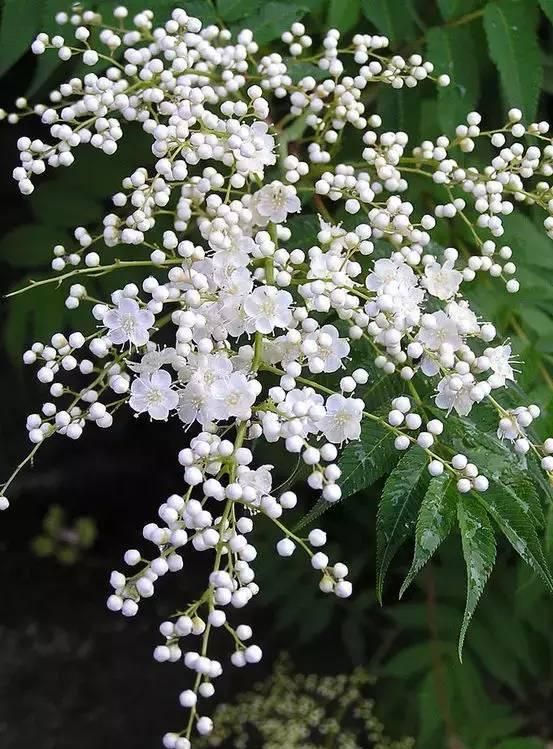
top-left (2, 1), bottom-right (553, 748)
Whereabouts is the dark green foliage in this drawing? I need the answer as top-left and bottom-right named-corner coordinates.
top-left (400, 475), bottom-right (456, 596)
top-left (483, 0), bottom-right (542, 121)
top-left (376, 447), bottom-right (429, 601)
top-left (426, 25), bottom-right (480, 133)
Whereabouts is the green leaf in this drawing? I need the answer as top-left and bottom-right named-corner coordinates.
top-left (242, 2), bottom-right (307, 44)
top-left (483, 0), bottom-right (542, 122)
top-left (498, 470), bottom-right (545, 530)
top-left (338, 418), bottom-right (397, 499)
top-left (495, 740), bottom-right (546, 749)
top-left (0, 225), bottom-right (61, 268)
top-left (457, 497), bottom-right (497, 658)
top-left (327, 0), bottom-right (361, 33)
top-left (178, 0), bottom-right (218, 23)
top-left (440, 412), bottom-right (514, 480)
top-left (376, 446), bottom-right (428, 602)
top-left (440, 410), bottom-right (547, 516)
top-left (417, 672), bottom-right (443, 747)
top-left (0, 0), bottom-right (43, 75)
top-left (32, 189), bottom-right (102, 228)
top-left (287, 61), bottom-right (328, 82)
top-left (298, 414), bottom-right (397, 531)
top-left (27, 0), bottom-right (73, 95)
top-left (361, 0), bottom-right (416, 41)
top-left (377, 86), bottom-right (422, 140)
top-left (436, 0), bottom-right (482, 20)
top-left (287, 214), bottom-right (320, 247)
top-left (400, 475), bottom-right (456, 597)
top-left (426, 26), bottom-right (480, 134)
top-left (480, 482), bottom-right (553, 592)
top-left (382, 642), bottom-right (436, 678)
top-left (218, 0), bottom-right (263, 22)
top-left (501, 212), bottom-right (553, 271)
top-left (539, 0), bottom-right (553, 23)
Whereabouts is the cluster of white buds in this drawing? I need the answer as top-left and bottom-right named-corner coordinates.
top-left (105, 428), bottom-right (350, 747)
top-left (281, 22), bottom-right (312, 57)
top-left (3, 4), bottom-right (553, 746)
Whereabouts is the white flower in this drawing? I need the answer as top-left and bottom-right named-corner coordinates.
top-left (418, 311), bottom-right (462, 352)
top-left (181, 353), bottom-right (233, 388)
top-left (230, 121), bottom-right (276, 177)
top-left (279, 388), bottom-right (326, 436)
top-left (244, 286), bottom-right (293, 334)
top-left (366, 258), bottom-right (418, 293)
top-left (264, 335), bottom-right (302, 367)
top-left (365, 258), bottom-right (424, 332)
top-left (252, 181), bottom-right (301, 225)
top-left (177, 381), bottom-right (213, 426)
top-left (237, 464), bottom-right (273, 501)
top-left (212, 235), bottom-right (256, 271)
top-left (317, 394), bottom-right (363, 443)
top-left (435, 374), bottom-right (475, 416)
top-left (211, 372), bottom-right (261, 421)
top-left (446, 300), bottom-right (480, 335)
top-left (305, 324), bottom-right (350, 373)
top-left (104, 298), bottom-right (155, 347)
top-left (422, 259), bottom-right (462, 300)
top-left (485, 344), bottom-right (515, 386)
top-left (129, 370), bottom-right (179, 420)
top-left (127, 347), bottom-right (178, 374)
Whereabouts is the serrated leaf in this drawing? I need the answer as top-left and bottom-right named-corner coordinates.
top-left (293, 495), bottom-right (334, 530)
top-left (0, 0), bottom-right (43, 76)
top-left (499, 470), bottom-right (545, 530)
top-left (457, 498), bottom-right (497, 658)
top-left (298, 414), bottom-right (397, 530)
top-left (400, 475), bottom-right (456, 597)
top-left (376, 446), bottom-right (428, 602)
top-left (361, 0), bottom-right (415, 42)
top-left (480, 482), bottom-right (553, 593)
top-left (426, 26), bottom-right (480, 134)
top-left (483, 0), bottom-right (542, 122)
top-left (440, 412), bottom-right (514, 480)
top-left (338, 418), bottom-right (398, 499)
top-left (440, 411), bottom-right (547, 519)
top-left (450, 397), bottom-right (553, 511)
top-left (327, 0), bottom-right (361, 33)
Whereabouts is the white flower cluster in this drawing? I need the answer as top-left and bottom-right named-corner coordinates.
top-left (3, 4), bottom-right (553, 746)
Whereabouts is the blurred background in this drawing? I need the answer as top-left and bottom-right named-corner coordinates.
top-left (1, 1), bottom-right (553, 748)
